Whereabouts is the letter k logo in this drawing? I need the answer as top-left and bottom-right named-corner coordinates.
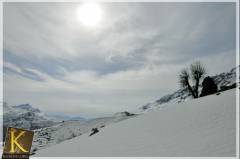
top-left (10, 128), bottom-right (28, 153)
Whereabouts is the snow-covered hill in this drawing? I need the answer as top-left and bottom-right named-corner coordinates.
top-left (31, 112), bottom-right (136, 154)
top-left (138, 66), bottom-right (238, 113)
top-left (212, 67), bottom-right (237, 87)
top-left (2, 102), bottom-right (136, 154)
top-left (36, 89), bottom-right (236, 157)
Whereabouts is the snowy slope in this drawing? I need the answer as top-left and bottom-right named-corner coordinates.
top-left (35, 89), bottom-right (236, 157)
top-left (138, 66), bottom-right (238, 113)
top-left (212, 67), bottom-right (237, 87)
top-left (31, 112), bottom-right (136, 154)
top-left (2, 102), bottom-right (136, 153)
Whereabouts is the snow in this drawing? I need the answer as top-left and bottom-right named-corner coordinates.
top-left (35, 89), bottom-right (236, 157)
top-left (31, 114), bottom-right (135, 153)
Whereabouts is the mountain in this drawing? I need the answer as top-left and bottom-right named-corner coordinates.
top-left (12, 104), bottom-right (41, 113)
top-left (138, 66), bottom-right (238, 113)
top-left (35, 88), bottom-right (236, 156)
top-left (44, 113), bottom-right (86, 122)
top-left (3, 103), bottom-right (55, 131)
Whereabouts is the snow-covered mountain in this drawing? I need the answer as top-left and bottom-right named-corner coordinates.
top-left (3, 103), bottom-right (55, 131)
top-left (138, 66), bottom-right (238, 113)
top-left (35, 89), bottom-right (236, 157)
top-left (12, 104), bottom-right (41, 113)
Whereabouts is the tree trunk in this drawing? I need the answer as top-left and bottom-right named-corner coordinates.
top-left (186, 80), bottom-right (196, 98)
top-left (195, 79), bottom-right (199, 98)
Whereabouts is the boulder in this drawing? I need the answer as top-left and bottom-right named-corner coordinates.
top-left (200, 76), bottom-right (218, 97)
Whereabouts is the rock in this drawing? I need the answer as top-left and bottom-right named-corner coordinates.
top-left (200, 76), bottom-right (218, 97)
top-left (89, 128), bottom-right (99, 136)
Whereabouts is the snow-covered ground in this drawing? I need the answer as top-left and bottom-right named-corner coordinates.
top-left (35, 89), bottom-right (236, 157)
top-left (31, 113), bottom-right (136, 153)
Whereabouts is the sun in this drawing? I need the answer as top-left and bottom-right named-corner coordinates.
top-left (76, 3), bottom-right (103, 27)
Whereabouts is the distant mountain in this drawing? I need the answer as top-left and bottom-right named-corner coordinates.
top-left (45, 113), bottom-right (86, 122)
top-left (12, 104), bottom-right (41, 113)
top-left (138, 66), bottom-right (239, 113)
top-left (69, 116), bottom-right (86, 121)
top-left (3, 103), bottom-right (55, 131)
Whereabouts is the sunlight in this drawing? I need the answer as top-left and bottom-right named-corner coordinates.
top-left (76, 3), bottom-right (103, 27)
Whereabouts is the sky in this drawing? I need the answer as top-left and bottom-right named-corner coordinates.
top-left (3, 2), bottom-right (236, 118)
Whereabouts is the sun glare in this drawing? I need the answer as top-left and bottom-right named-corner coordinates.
top-left (76, 3), bottom-right (103, 27)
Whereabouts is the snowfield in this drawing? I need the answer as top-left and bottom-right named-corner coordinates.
top-left (35, 89), bottom-right (236, 157)
top-left (31, 114), bottom-right (135, 152)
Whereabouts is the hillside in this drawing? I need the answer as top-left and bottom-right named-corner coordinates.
top-left (36, 89), bottom-right (236, 157)
top-left (138, 66), bottom-right (238, 113)
top-left (2, 102), bottom-right (136, 153)
top-left (31, 112), bottom-right (135, 153)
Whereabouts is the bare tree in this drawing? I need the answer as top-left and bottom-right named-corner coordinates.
top-left (179, 68), bottom-right (196, 98)
top-left (190, 61), bottom-right (206, 97)
top-left (179, 61), bottom-right (206, 98)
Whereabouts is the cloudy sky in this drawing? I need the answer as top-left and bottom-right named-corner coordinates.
top-left (3, 2), bottom-right (236, 118)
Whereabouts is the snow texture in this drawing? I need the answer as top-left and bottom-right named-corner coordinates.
top-left (35, 89), bottom-right (236, 157)
top-left (31, 114), bottom-right (135, 153)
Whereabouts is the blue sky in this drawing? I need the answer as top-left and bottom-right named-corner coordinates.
top-left (3, 2), bottom-right (236, 118)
